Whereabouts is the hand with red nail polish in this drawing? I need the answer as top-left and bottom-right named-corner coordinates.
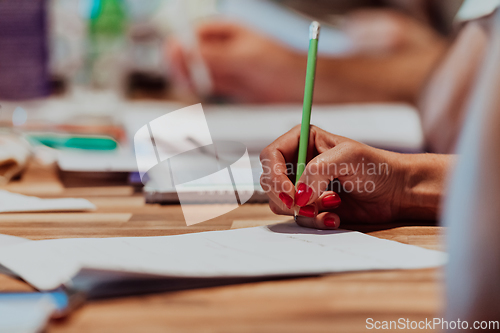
top-left (279, 192), bottom-right (294, 209)
top-left (261, 125), bottom-right (452, 229)
top-left (323, 216), bottom-right (337, 228)
top-left (321, 194), bottom-right (341, 209)
top-left (295, 183), bottom-right (313, 207)
top-left (298, 205), bottom-right (316, 218)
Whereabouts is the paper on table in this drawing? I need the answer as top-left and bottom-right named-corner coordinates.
top-left (123, 103), bottom-right (424, 155)
top-left (0, 234), bottom-right (31, 276)
top-left (0, 223), bottom-right (447, 291)
top-left (0, 190), bottom-right (95, 213)
top-left (0, 296), bottom-right (55, 333)
top-left (57, 148), bottom-right (137, 173)
top-left (0, 234), bottom-right (30, 248)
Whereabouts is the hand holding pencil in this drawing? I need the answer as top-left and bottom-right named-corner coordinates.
top-left (259, 22), bottom-right (450, 229)
top-left (259, 125), bottom-right (450, 229)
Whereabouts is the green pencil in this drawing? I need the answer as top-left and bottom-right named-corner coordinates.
top-left (296, 21), bottom-right (320, 185)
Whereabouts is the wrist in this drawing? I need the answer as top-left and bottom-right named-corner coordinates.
top-left (396, 153), bottom-right (453, 220)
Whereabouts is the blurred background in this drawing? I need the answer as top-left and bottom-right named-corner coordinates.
top-left (0, 0), bottom-right (467, 101)
top-left (0, 0), bottom-right (464, 191)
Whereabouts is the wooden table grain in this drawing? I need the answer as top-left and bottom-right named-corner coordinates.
top-left (0, 162), bottom-right (445, 333)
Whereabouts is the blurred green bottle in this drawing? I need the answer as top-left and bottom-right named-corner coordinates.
top-left (90, 0), bottom-right (126, 37)
top-left (87, 0), bottom-right (128, 89)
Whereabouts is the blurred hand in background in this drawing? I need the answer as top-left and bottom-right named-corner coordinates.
top-left (166, 8), bottom-right (448, 104)
top-left (167, 21), bottom-right (305, 103)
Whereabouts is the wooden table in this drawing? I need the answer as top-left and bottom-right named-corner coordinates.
top-left (0, 162), bottom-right (445, 333)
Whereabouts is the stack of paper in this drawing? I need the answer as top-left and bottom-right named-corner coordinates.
top-left (0, 223), bottom-right (446, 293)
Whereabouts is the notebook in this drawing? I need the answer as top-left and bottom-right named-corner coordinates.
top-left (122, 103), bottom-right (424, 204)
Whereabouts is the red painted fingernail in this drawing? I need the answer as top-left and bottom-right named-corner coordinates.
top-left (279, 193), bottom-right (293, 209)
top-left (295, 183), bottom-right (313, 207)
top-left (324, 216), bottom-right (337, 228)
top-left (298, 205), bottom-right (316, 218)
top-left (322, 194), bottom-right (341, 209)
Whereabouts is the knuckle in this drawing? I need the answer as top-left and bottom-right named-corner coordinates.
top-left (306, 160), bottom-right (320, 175)
top-left (309, 125), bottom-right (320, 136)
top-left (260, 173), bottom-right (272, 187)
top-left (337, 141), bottom-right (361, 159)
top-left (259, 149), bottom-right (269, 162)
top-left (260, 174), bottom-right (273, 193)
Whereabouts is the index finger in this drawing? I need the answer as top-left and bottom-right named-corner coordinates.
top-left (260, 126), bottom-right (303, 208)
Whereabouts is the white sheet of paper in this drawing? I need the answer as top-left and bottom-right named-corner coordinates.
top-left (0, 234), bottom-right (31, 248)
top-left (0, 234), bottom-right (31, 276)
top-left (123, 103), bottom-right (424, 155)
top-left (0, 190), bottom-right (95, 213)
top-left (58, 103), bottom-right (423, 173)
top-left (0, 297), bottom-right (55, 333)
top-left (57, 148), bottom-right (138, 173)
top-left (0, 223), bottom-right (446, 290)
top-left (0, 223), bottom-right (447, 291)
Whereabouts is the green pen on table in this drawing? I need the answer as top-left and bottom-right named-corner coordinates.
top-left (295, 21), bottom-right (320, 217)
top-left (28, 134), bottom-right (118, 151)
